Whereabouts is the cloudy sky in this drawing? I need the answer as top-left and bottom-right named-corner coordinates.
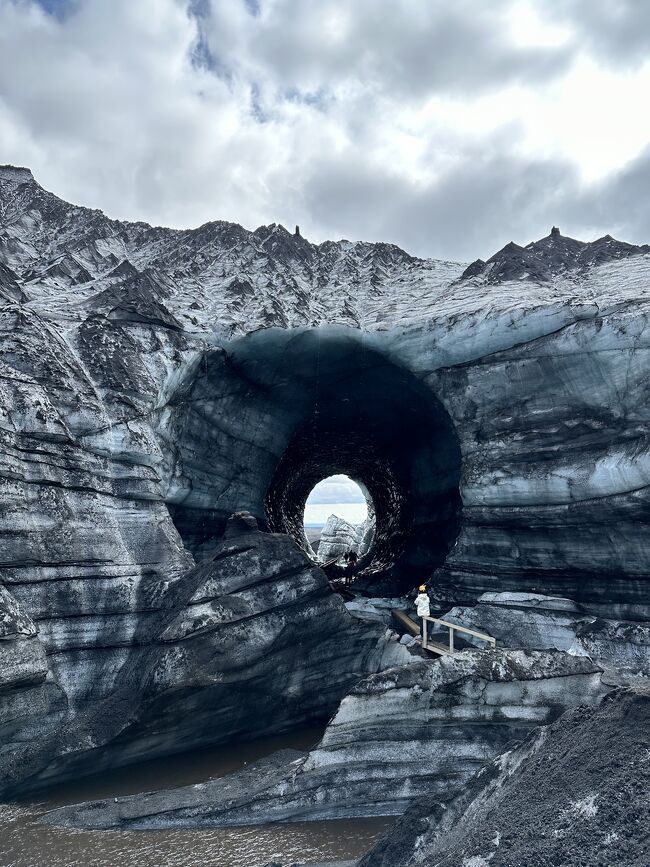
top-left (2, 0), bottom-right (650, 260)
top-left (304, 474), bottom-right (367, 526)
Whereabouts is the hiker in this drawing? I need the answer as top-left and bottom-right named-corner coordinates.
top-left (345, 550), bottom-right (358, 586)
top-left (415, 584), bottom-right (430, 640)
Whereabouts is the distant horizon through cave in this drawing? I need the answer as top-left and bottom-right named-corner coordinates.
top-left (303, 474), bottom-right (369, 527)
top-left (303, 473), bottom-right (376, 564)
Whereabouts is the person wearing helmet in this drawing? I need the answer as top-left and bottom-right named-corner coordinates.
top-left (415, 584), bottom-right (430, 640)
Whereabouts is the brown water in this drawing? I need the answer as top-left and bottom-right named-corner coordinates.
top-left (0, 729), bottom-right (394, 867)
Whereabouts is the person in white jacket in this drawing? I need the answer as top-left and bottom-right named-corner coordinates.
top-left (415, 584), bottom-right (430, 640)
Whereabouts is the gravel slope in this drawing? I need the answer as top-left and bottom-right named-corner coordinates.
top-left (360, 688), bottom-right (650, 867)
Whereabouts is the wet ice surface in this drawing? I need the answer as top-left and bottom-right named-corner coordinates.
top-left (0, 729), bottom-right (393, 867)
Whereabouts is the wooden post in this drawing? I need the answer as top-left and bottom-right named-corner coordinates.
top-left (423, 617), bottom-right (427, 650)
top-left (449, 626), bottom-right (454, 653)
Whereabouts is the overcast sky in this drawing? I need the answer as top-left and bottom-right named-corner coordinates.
top-left (304, 474), bottom-right (367, 526)
top-left (2, 0), bottom-right (650, 260)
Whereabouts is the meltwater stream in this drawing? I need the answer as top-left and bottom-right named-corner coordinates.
top-left (0, 728), bottom-right (394, 867)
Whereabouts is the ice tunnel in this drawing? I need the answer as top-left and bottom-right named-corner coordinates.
top-left (166, 327), bottom-right (462, 593)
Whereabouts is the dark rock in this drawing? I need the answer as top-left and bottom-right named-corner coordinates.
top-left (85, 270), bottom-right (183, 331)
top-left (359, 687), bottom-right (650, 867)
top-left (458, 257), bottom-right (485, 279)
top-left (223, 510), bottom-right (259, 537)
top-left (461, 227), bottom-right (650, 283)
top-left (34, 253), bottom-right (93, 285)
top-left (0, 261), bottom-right (27, 303)
top-left (443, 592), bottom-right (650, 680)
top-left (345, 597), bottom-right (411, 627)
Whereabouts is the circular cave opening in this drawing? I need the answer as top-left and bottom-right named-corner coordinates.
top-left (248, 329), bottom-right (463, 595)
top-left (303, 474), bottom-right (376, 564)
top-left (168, 328), bottom-right (463, 596)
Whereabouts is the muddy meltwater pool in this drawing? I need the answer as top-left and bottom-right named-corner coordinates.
top-left (0, 728), bottom-right (394, 867)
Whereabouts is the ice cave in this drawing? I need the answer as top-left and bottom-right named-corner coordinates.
top-left (2, 166), bottom-right (650, 867)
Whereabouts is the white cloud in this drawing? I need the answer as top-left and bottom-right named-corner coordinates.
top-left (1, 0), bottom-right (650, 259)
top-left (304, 474), bottom-right (368, 528)
top-left (305, 474), bottom-right (367, 505)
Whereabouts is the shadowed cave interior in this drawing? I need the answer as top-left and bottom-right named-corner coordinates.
top-left (171, 329), bottom-right (463, 594)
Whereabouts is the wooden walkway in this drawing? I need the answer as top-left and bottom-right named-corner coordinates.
top-left (391, 609), bottom-right (496, 656)
top-left (421, 615), bottom-right (496, 655)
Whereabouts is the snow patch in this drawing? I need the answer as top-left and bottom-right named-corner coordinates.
top-left (569, 793), bottom-right (598, 818)
top-left (462, 855), bottom-right (494, 867)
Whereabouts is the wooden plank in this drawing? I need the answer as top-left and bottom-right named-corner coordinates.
top-left (391, 608), bottom-right (420, 637)
top-left (425, 641), bottom-right (455, 656)
top-left (392, 610), bottom-right (452, 658)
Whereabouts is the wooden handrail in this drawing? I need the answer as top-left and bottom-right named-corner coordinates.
top-left (421, 615), bottom-right (496, 655)
top-left (424, 616), bottom-right (496, 646)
